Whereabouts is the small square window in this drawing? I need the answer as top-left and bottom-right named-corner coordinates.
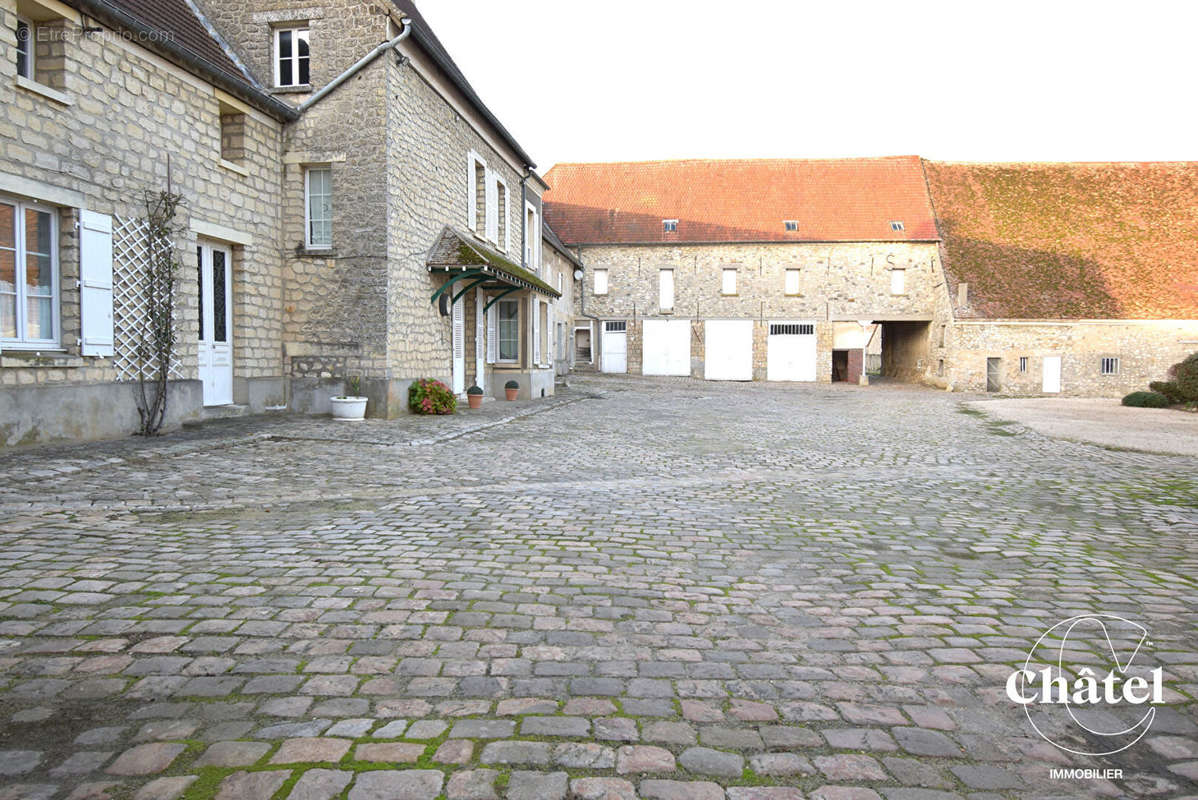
top-left (275, 26), bottom-right (310, 88)
top-left (783, 220), bottom-right (798, 232)
top-left (890, 220), bottom-right (905, 232)
top-left (1101, 357), bottom-right (1120, 376)
top-left (721, 268), bottom-right (736, 296)
top-left (1019, 356), bottom-right (1028, 373)
top-left (663, 219), bottom-right (678, 233)
top-left (593, 269), bottom-right (608, 295)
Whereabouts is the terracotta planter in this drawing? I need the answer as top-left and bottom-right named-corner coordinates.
top-left (505, 388), bottom-right (518, 401)
top-left (467, 393), bottom-right (483, 409)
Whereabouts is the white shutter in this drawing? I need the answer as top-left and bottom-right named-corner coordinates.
top-left (486, 302), bottom-right (497, 363)
top-left (80, 210), bottom-right (114, 357)
top-left (504, 185), bottom-right (513, 255)
top-left (532, 298), bottom-right (541, 366)
top-left (485, 172), bottom-right (498, 243)
top-left (467, 155), bottom-right (476, 231)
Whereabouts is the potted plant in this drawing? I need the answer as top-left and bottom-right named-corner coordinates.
top-left (466, 384), bottom-right (484, 409)
top-left (504, 379), bottom-right (519, 401)
top-left (331, 375), bottom-right (368, 421)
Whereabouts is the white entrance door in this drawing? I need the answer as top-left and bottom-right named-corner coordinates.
top-left (452, 298), bottom-right (465, 394)
top-left (642, 319), bottom-right (690, 376)
top-left (1042, 355), bottom-right (1062, 393)
top-left (601, 320), bottom-right (627, 373)
top-left (197, 242), bottom-right (233, 406)
top-left (767, 322), bottom-right (817, 381)
top-left (704, 319), bottom-right (753, 381)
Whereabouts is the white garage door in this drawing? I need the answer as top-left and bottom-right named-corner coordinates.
top-left (642, 319), bottom-right (691, 376)
top-left (601, 320), bottom-right (627, 373)
top-left (704, 320), bottom-right (754, 381)
top-left (767, 322), bottom-right (816, 381)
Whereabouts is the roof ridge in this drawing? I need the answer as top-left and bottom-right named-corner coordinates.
top-left (548, 155), bottom-right (922, 170)
top-left (925, 159), bottom-right (1198, 167)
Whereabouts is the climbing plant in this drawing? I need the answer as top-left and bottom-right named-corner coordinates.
top-left (134, 188), bottom-right (184, 436)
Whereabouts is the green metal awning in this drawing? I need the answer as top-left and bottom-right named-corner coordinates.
top-left (427, 226), bottom-right (561, 305)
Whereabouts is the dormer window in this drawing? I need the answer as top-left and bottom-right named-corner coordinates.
top-left (890, 220), bottom-right (905, 232)
top-left (783, 220), bottom-right (798, 232)
top-left (663, 219), bottom-right (678, 233)
top-left (274, 26), bottom-right (310, 88)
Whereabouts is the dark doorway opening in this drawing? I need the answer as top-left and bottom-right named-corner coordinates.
top-left (832, 350), bottom-right (849, 382)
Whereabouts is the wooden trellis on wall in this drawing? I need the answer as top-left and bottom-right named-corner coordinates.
top-left (111, 216), bottom-right (183, 382)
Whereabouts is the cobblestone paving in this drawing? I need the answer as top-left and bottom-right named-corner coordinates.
top-left (0, 376), bottom-right (1195, 800)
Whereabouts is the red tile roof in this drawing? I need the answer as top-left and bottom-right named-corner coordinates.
top-left (543, 156), bottom-right (938, 245)
top-left (925, 161), bottom-right (1198, 320)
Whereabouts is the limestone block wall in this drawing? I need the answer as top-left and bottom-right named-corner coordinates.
top-left (280, 53), bottom-right (390, 385)
top-left (942, 320), bottom-right (1198, 397)
top-left (383, 50), bottom-right (531, 386)
top-left (0, 0), bottom-right (284, 397)
top-left (578, 242), bottom-right (941, 381)
top-left (577, 242), bottom-right (943, 323)
top-left (543, 243), bottom-right (576, 375)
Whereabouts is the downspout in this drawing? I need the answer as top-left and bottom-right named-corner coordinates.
top-left (297, 18), bottom-right (411, 113)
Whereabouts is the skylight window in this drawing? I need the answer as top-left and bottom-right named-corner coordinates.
top-left (890, 220), bottom-right (905, 232)
top-left (663, 219), bottom-right (678, 233)
top-left (784, 220), bottom-right (798, 232)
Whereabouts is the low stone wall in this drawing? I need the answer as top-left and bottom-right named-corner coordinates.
top-left (944, 319), bottom-right (1198, 396)
top-left (0, 380), bottom-right (203, 447)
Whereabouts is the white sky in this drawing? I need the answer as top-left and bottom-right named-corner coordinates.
top-left (418, 0), bottom-right (1198, 172)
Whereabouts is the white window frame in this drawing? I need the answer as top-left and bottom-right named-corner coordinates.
top-left (467, 151), bottom-right (487, 233)
top-left (304, 166), bottom-right (332, 250)
top-left (890, 268), bottom-right (906, 295)
top-left (524, 201), bottom-right (541, 271)
top-left (663, 219), bottom-right (678, 233)
top-left (721, 268), bottom-right (737, 296)
top-left (274, 26), bottom-right (310, 88)
top-left (659, 268), bottom-right (674, 311)
top-left (784, 268), bottom-right (801, 296)
top-left (489, 173), bottom-right (509, 248)
top-left (0, 195), bottom-right (60, 349)
top-left (15, 17), bottom-right (33, 80)
top-left (497, 298), bottom-right (520, 363)
top-left (594, 268), bottom-right (609, 296)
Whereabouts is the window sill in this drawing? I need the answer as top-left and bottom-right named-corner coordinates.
top-left (271, 84), bottom-right (312, 95)
top-left (15, 76), bottom-right (73, 106)
top-left (785, 293), bottom-right (805, 298)
top-left (659, 309), bottom-right (674, 315)
top-left (295, 247), bottom-right (336, 258)
top-left (721, 293), bottom-right (738, 297)
top-left (219, 159), bottom-right (250, 177)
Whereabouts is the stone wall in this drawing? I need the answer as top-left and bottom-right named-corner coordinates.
top-left (542, 241), bottom-right (577, 375)
top-left (381, 41), bottom-right (536, 410)
top-left (938, 319), bottom-right (1198, 397)
top-left (0, 0), bottom-right (285, 444)
top-left (577, 241), bottom-right (941, 381)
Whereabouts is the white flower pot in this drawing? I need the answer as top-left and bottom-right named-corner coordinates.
top-left (330, 396), bottom-right (367, 420)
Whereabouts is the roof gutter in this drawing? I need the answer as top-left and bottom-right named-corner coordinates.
top-left (298, 18), bottom-right (411, 113)
top-left (70, 0), bottom-right (299, 122)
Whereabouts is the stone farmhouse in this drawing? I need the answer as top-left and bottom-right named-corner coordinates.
top-left (545, 158), bottom-right (1198, 394)
top-left (1, 1), bottom-right (1195, 449)
top-left (0, 0), bottom-right (575, 447)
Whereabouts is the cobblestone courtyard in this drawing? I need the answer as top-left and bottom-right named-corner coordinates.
top-left (0, 377), bottom-right (1195, 800)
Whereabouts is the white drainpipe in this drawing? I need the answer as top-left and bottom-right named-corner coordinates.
top-left (297, 18), bottom-right (412, 113)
